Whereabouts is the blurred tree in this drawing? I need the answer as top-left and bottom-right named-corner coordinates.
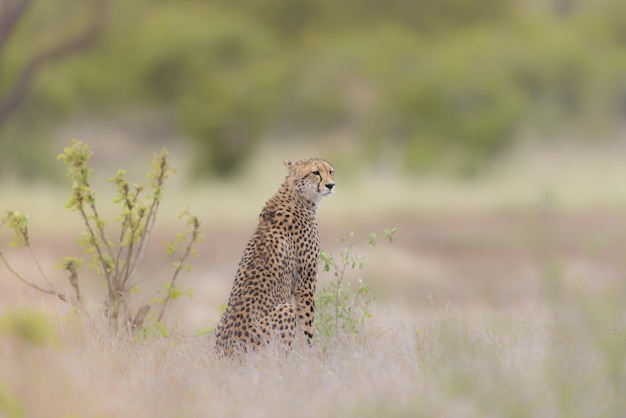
top-left (224, 0), bottom-right (516, 37)
top-left (0, 0), bottom-right (108, 179)
top-left (0, 0), bottom-right (625, 179)
top-left (95, 4), bottom-right (288, 176)
top-left (0, 0), bottom-right (107, 127)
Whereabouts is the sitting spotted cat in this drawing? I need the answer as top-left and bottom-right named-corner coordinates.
top-left (214, 158), bottom-right (335, 356)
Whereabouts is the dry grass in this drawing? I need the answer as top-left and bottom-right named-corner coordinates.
top-left (1, 287), bottom-right (625, 418)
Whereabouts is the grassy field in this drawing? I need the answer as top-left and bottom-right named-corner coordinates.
top-left (1, 292), bottom-right (624, 418)
top-left (1, 140), bottom-right (626, 417)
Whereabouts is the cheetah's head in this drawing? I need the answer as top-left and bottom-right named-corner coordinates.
top-left (284, 158), bottom-right (335, 207)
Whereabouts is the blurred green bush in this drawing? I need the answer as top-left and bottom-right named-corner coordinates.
top-left (1, 0), bottom-right (625, 177)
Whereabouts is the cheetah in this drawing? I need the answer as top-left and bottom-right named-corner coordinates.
top-left (214, 158), bottom-right (335, 356)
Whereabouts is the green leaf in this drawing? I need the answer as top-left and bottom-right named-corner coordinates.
top-left (163, 242), bottom-right (175, 256)
top-left (3, 211), bottom-right (30, 248)
top-left (368, 231), bottom-right (377, 247)
top-left (56, 256), bottom-right (84, 271)
top-left (169, 285), bottom-right (182, 300)
top-left (151, 296), bottom-right (165, 305)
top-left (155, 322), bottom-right (169, 337)
top-left (383, 227), bottom-right (397, 242)
top-left (196, 326), bottom-right (215, 336)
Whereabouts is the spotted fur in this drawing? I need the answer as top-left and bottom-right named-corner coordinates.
top-left (214, 158), bottom-right (335, 356)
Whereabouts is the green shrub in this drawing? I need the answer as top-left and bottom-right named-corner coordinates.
top-left (315, 228), bottom-right (396, 341)
top-left (0, 141), bottom-right (202, 333)
top-left (90, 5), bottom-right (288, 177)
top-left (0, 309), bottom-right (59, 347)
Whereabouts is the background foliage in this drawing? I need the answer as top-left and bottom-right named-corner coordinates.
top-left (1, 0), bottom-right (625, 177)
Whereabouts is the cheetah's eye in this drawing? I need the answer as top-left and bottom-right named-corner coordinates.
top-left (330, 170), bottom-right (334, 176)
top-left (312, 170), bottom-right (321, 177)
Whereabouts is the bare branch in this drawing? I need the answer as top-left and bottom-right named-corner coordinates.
top-left (0, 0), bottom-right (108, 124)
top-left (126, 199), bottom-right (159, 284)
top-left (126, 155), bottom-right (169, 284)
top-left (73, 192), bottom-right (120, 301)
top-left (113, 183), bottom-right (133, 282)
top-left (157, 216), bottom-right (200, 322)
top-left (120, 209), bottom-right (145, 291)
top-left (86, 198), bottom-right (118, 285)
top-left (27, 243), bottom-right (57, 293)
top-left (0, 0), bottom-right (33, 54)
top-left (0, 250), bottom-right (67, 302)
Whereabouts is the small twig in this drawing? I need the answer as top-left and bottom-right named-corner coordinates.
top-left (156, 217), bottom-right (199, 322)
top-left (114, 219), bottom-right (128, 281)
top-left (120, 207), bottom-right (145, 291)
top-left (113, 182), bottom-right (137, 283)
top-left (87, 196), bottom-right (117, 280)
top-left (126, 181), bottom-right (161, 284)
top-left (129, 256), bottom-right (173, 290)
top-left (125, 154), bottom-right (168, 286)
top-left (27, 244), bottom-right (58, 295)
top-left (76, 196), bottom-right (113, 291)
top-left (0, 250), bottom-right (67, 302)
top-left (334, 245), bottom-right (352, 333)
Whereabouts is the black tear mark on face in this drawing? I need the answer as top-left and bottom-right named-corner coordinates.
top-left (312, 169), bottom-right (323, 191)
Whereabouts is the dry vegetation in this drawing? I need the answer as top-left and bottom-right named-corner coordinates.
top-left (1, 290), bottom-right (625, 418)
top-left (1, 141), bottom-right (626, 417)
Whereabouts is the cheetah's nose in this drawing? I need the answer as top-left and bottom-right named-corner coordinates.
top-left (325, 183), bottom-right (335, 191)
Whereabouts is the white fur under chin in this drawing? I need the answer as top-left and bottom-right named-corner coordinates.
top-left (302, 188), bottom-right (333, 209)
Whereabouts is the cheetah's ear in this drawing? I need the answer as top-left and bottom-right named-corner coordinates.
top-left (283, 160), bottom-right (293, 170)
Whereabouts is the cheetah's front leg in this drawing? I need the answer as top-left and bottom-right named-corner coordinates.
top-left (293, 280), bottom-right (316, 344)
